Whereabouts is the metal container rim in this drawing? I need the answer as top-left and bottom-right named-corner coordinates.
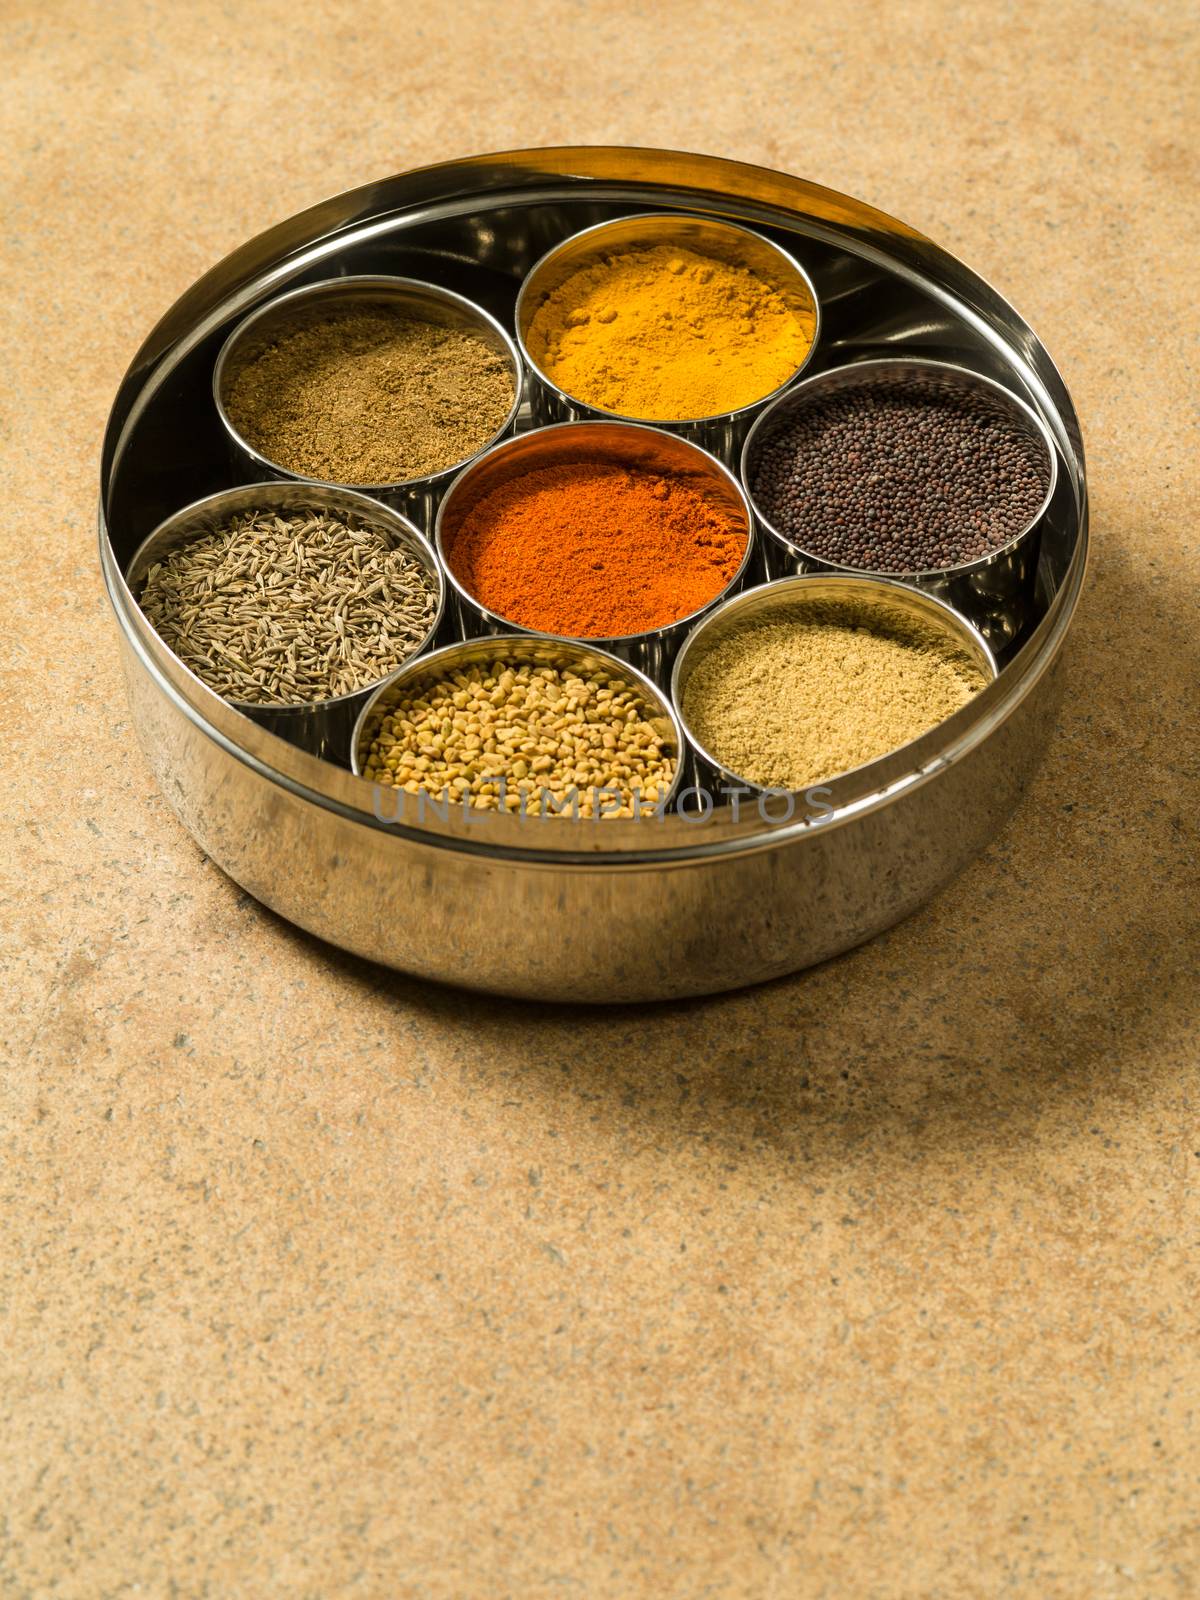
top-left (211, 272), bottom-right (525, 493)
top-left (671, 571), bottom-right (999, 794)
top-left (125, 480), bottom-right (447, 716)
top-left (740, 355), bottom-right (1060, 580)
top-left (433, 418), bottom-right (756, 645)
top-left (513, 210), bottom-right (822, 428)
top-left (348, 630), bottom-right (688, 809)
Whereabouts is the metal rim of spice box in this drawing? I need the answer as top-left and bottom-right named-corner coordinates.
top-left (740, 357), bottom-right (1060, 650)
top-left (513, 210), bottom-right (821, 451)
top-left (126, 480), bottom-right (446, 766)
top-left (212, 273), bottom-right (524, 521)
top-left (97, 146), bottom-right (1088, 1001)
top-left (670, 572), bottom-right (999, 797)
top-left (433, 418), bottom-right (756, 683)
top-left (350, 632), bottom-right (687, 812)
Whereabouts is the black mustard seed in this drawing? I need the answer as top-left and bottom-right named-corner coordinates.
top-left (748, 375), bottom-right (1050, 573)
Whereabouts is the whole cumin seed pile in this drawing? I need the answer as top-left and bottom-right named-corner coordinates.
top-left (223, 305), bottom-right (515, 485)
top-left (138, 509), bottom-right (439, 705)
top-left (682, 595), bottom-right (988, 791)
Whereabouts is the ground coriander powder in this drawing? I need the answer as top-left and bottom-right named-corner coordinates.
top-left (682, 596), bottom-right (988, 791)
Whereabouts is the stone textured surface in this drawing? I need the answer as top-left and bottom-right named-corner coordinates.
top-left (2, 2), bottom-right (1198, 1596)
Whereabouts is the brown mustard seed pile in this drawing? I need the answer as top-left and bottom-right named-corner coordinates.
top-left (138, 509), bottom-right (438, 705)
top-left (363, 655), bottom-right (676, 817)
top-left (748, 375), bottom-right (1050, 572)
top-left (223, 306), bottom-right (515, 485)
top-left (682, 597), bottom-right (987, 791)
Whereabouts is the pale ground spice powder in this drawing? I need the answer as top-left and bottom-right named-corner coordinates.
top-left (682, 596), bottom-right (988, 790)
top-left (224, 306), bottom-right (515, 485)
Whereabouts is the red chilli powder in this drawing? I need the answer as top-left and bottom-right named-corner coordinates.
top-left (443, 461), bottom-right (748, 637)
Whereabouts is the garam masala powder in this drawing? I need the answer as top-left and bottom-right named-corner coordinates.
top-left (224, 305), bottom-right (515, 485)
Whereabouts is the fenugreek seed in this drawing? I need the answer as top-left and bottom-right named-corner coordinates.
top-left (369, 652), bottom-right (675, 816)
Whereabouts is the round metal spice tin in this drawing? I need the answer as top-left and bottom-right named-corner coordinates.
top-left (125, 481), bottom-right (445, 767)
top-left (98, 147), bottom-right (1088, 1002)
top-left (213, 274), bottom-right (524, 530)
top-left (670, 572), bottom-right (998, 798)
top-left (351, 632), bottom-right (687, 816)
top-left (434, 419), bottom-right (755, 683)
top-left (740, 357), bottom-right (1059, 651)
top-left (514, 211), bottom-right (821, 463)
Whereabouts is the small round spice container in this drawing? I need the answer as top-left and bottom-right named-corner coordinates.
top-left (351, 634), bottom-right (685, 820)
top-left (213, 275), bottom-right (523, 530)
top-left (741, 359), bottom-right (1057, 651)
top-left (515, 213), bottom-right (820, 461)
top-left (671, 573), bottom-right (997, 798)
top-left (435, 420), bottom-right (755, 685)
top-left (127, 481), bottom-right (445, 765)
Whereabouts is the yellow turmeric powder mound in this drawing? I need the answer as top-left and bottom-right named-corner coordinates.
top-left (525, 243), bottom-right (816, 421)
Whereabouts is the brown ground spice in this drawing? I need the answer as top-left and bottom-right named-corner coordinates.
top-left (682, 596), bottom-right (988, 790)
top-left (223, 306), bottom-right (515, 485)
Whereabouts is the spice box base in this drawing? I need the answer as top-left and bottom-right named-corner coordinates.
top-left (100, 148), bottom-right (1087, 1002)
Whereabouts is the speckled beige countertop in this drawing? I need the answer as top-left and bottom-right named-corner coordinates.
top-left (3, 2), bottom-right (1198, 1595)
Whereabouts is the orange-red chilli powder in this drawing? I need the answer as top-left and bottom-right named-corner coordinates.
top-left (444, 461), bottom-right (748, 637)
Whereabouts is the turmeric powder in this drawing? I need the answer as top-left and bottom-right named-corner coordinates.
top-left (525, 242), bottom-right (815, 422)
